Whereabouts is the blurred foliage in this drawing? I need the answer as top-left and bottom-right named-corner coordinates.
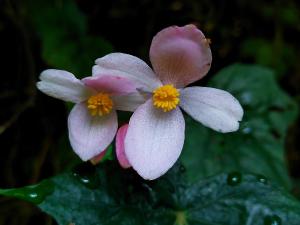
top-left (2, 161), bottom-right (300, 225)
top-left (238, 3), bottom-right (300, 78)
top-left (1, 0), bottom-right (300, 224)
top-left (182, 64), bottom-right (298, 189)
top-left (241, 38), bottom-right (296, 77)
top-left (26, 0), bottom-right (113, 76)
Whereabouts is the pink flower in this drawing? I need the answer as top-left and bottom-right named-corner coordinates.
top-left (37, 70), bottom-right (145, 161)
top-left (94, 25), bottom-right (243, 180)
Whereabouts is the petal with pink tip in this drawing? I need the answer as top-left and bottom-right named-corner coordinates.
top-left (37, 69), bottom-right (94, 103)
top-left (180, 87), bottom-right (243, 133)
top-left (112, 92), bottom-right (147, 112)
top-left (125, 100), bottom-right (185, 180)
top-left (82, 75), bottom-right (136, 95)
top-left (68, 103), bottom-right (118, 161)
top-left (93, 53), bottom-right (162, 92)
top-left (116, 124), bottom-right (131, 169)
top-left (90, 149), bottom-right (107, 165)
top-left (150, 25), bottom-right (212, 88)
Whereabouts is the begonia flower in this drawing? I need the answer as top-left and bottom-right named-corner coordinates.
top-left (93, 24), bottom-right (243, 180)
top-left (36, 70), bottom-right (145, 161)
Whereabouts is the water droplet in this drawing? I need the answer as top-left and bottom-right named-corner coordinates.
top-left (241, 92), bottom-right (253, 105)
top-left (0, 180), bottom-right (54, 204)
top-left (179, 165), bottom-right (186, 173)
top-left (242, 126), bottom-right (252, 134)
top-left (240, 122), bottom-right (253, 135)
top-left (257, 175), bottom-right (268, 184)
top-left (227, 172), bottom-right (242, 186)
top-left (26, 191), bottom-right (43, 204)
top-left (29, 192), bottom-right (38, 198)
top-left (72, 162), bottom-right (100, 189)
top-left (264, 215), bottom-right (282, 225)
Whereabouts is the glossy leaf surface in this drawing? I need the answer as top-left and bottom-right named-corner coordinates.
top-left (2, 162), bottom-right (300, 225)
top-left (182, 64), bottom-right (298, 188)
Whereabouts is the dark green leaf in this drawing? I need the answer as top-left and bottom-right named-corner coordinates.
top-left (182, 64), bottom-right (298, 189)
top-left (0, 180), bottom-right (54, 204)
top-left (26, 0), bottom-right (113, 76)
top-left (241, 38), bottom-right (296, 76)
top-left (1, 162), bottom-right (300, 225)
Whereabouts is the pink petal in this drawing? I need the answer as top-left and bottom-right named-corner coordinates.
top-left (90, 149), bottom-right (107, 165)
top-left (116, 124), bottom-right (131, 169)
top-left (37, 69), bottom-right (94, 103)
top-left (68, 103), bottom-right (118, 161)
top-left (125, 100), bottom-right (185, 180)
top-left (93, 53), bottom-right (162, 92)
top-left (180, 87), bottom-right (243, 133)
top-left (112, 92), bottom-right (147, 112)
top-left (82, 75), bottom-right (136, 95)
top-left (150, 24), bottom-right (212, 88)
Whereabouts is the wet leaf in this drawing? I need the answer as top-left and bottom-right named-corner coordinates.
top-left (182, 64), bottom-right (298, 189)
top-left (0, 180), bottom-right (54, 204)
top-left (1, 162), bottom-right (300, 225)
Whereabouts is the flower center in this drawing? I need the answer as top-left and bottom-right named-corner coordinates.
top-left (152, 84), bottom-right (180, 112)
top-left (87, 93), bottom-right (113, 116)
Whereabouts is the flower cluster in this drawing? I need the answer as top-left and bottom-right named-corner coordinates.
top-left (37, 24), bottom-right (243, 180)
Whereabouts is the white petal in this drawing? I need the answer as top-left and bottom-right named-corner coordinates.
top-left (125, 100), bottom-right (185, 180)
top-left (112, 92), bottom-right (147, 112)
top-left (180, 87), bottom-right (243, 133)
top-left (37, 69), bottom-right (94, 103)
top-left (93, 53), bottom-right (162, 92)
top-left (68, 103), bottom-right (118, 161)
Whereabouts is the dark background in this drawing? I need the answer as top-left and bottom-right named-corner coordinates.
top-left (0, 0), bottom-right (300, 224)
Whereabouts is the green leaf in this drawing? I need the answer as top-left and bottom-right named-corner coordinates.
top-left (182, 64), bottom-right (298, 189)
top-left (0, 180), bottom-right (54, 204)
top-left (1, 162), bottom-right (300, 225)
top-left (241, 38), bottom-right (296, 76)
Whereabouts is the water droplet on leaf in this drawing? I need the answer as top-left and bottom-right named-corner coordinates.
top-left (257, 175), bottom-right (268, 184)
top-left (240, 92), bottom-right (253, 105)
top-left (179, 165), bottom-right (186, 173)
top-left (264, 215), bottom-right (282, 225)
top-left (242, 126), bottom-right (252, 134)
top-left (72, 162), bottom-right (100, 189)
top-left (227, 172), bottom-right (242, 186)
top-left (0, 180), bottom-right (54, 204)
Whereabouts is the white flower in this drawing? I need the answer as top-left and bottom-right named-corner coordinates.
top-left (94, 24), bottom-right (243, 180)
top-left (37, 70), bottom-right (145, 161)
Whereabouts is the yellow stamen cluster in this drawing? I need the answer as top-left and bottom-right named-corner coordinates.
top-left (152, 84), bottom-right (180, 112)
top-left (87, 93), bottom-right (113, 116)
